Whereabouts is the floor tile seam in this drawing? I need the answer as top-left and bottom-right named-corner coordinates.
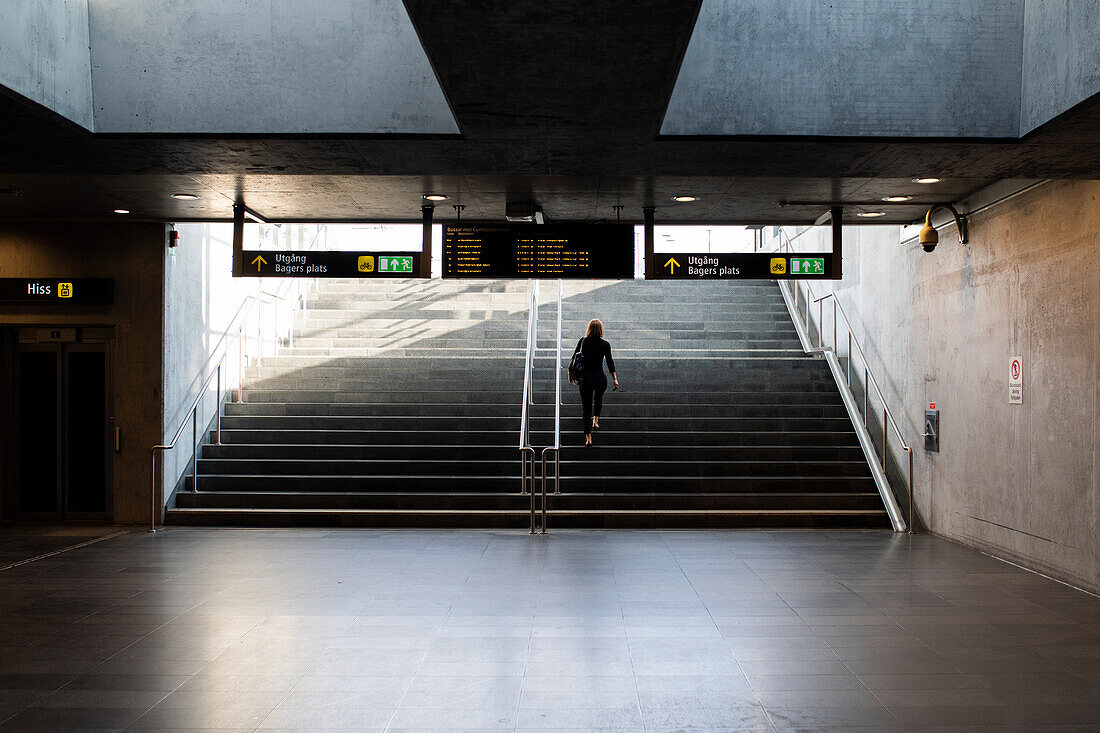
top-left (0, 530), bottom-right (134, 574)
top-left (380, 587), bottom-right (454, 733)
top-left (78, 588), bottom-right (199, 689)
top-left (196, 612), bottom-right (310, 731)
top-left (836, 647), bottom-right (962, 725)
top-left (660, 532), bottom-right (778, 732)
top-left (729, 539), bottom-right (867, 731)
top-left (615, 590), bottom-right (649, 733)
top-left (512, 597), bottom-right (536, 733)
top-left (872, 608), bottom-right (966, 662)
top-left (97, 571), bottom-right (211, 628)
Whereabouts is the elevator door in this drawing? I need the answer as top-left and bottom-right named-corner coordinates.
top-left (14, 343), bottom-right (111, 519)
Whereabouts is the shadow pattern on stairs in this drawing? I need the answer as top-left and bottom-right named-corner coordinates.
top-left (168, 278), bottom-right (889, 529)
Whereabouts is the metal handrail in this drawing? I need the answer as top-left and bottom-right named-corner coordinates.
top-left (537, 280), bottom-right (564, 534)
top-left (519, 281), bottom-right (539, 514)
top-left (149, 277), bottom-right (309, 533)
top-left (149, 324), bottom-right (238, 533)
top-left (774, 228), bottom-right (913, 533)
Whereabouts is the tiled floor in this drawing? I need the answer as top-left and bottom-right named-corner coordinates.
top-left (0, 524), bottom-right (125, 569)
top-left (0, 528), bottom-right (1097, 732)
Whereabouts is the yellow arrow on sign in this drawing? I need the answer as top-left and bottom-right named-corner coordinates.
top-left (251, 254), bottom-right (268, 272)
top-left (664, 257), bottom-right (680, 275)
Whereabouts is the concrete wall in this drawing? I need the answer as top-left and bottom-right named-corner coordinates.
top-left (0, 0), bottom-right (93, 129)
top-left (1021, 0), bottom-right (1100, 134)
top-left (161, 223), bottom-right (255, 500)
top-left (778, 180), bottom-right (1099, 593)
top-left (161, 223), bottom-right (313, 502)
top-left (0, 223), bottom-right (165, 524)
top-left (663, 0), bottom-right (1024, 137)
top-left (86, 0), bottom-right (458, 133)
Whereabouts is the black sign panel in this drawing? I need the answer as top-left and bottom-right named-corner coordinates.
top-left (0, 278), bottom-right (114, 305)
top-left (239, 251), bottom-right (422, 278)
top-left (443, 224), bottom-right (634, 279)
top-left (651, 253), bottom-right (837, 280)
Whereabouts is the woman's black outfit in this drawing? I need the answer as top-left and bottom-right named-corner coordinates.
top-left (572, 336), bottom-right (615, 437)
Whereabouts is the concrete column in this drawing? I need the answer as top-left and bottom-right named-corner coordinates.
top-left (831, 206), bottom-right (843, 279)
top-left (420, 205), bottom-right (434, 278)
top-left (231, 204), bottom-right (245, 278)
top-left (643, 206), bottom-right (655, 280)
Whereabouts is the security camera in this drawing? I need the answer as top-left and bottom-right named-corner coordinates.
top-left (918, 204), bottom-right (968, 253)
top-left (919, 224), bottom-right (938, 253)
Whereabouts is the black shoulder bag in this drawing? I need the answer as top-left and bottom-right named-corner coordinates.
top-left (568, 338), bottom-right (585, 384)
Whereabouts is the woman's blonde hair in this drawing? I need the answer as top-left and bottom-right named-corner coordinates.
top-left (586, 319), bottom-right (604, 338)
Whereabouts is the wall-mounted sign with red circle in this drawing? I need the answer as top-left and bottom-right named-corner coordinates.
top-left (1009, 356), bottom-right (1023, 405)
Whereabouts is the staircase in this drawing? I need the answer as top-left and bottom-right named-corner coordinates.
top-left (166, 278), bottom-right (888, 529)
top-left (530, 280), bottom-right (886, 528)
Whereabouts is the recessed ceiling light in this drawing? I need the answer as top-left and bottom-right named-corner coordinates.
top-left (857, 211), bottom-right (887, 218)
top-left (423, 194), bottom-right (449, 202)
top-left (171, 192), bottom-right (200, 200)
top-left (671, 195), bottom-right (697, 203)
top-left (882, 195), bottom-right (913, 202)
top-left (912, 178), bottom-right (941, 184)
top-left (113, 209), bottom-right (130, 214)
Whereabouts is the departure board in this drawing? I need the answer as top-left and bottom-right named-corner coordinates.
top-left (443, 224), bottom-right (634, 279)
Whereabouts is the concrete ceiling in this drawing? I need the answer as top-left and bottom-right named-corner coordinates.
top-left (1, 0), bottom-right (1099, 225)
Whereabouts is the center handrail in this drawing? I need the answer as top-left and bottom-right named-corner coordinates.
top-left (519, 280), bottom-right (539, 510)
top-left (536, 279), bottom-right (564, 533)
top-left (773, 229), bottom-right (912, 532)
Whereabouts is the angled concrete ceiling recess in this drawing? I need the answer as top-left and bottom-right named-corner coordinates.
top-left (1, 0), bottom-right (1099, 224)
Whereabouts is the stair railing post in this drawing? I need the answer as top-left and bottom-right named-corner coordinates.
top-left (191, 406), bottom-right (198, 492)
top-left (149, 452), bottom-right (158, 533)
top-left (907, 448), bottom-right (915, 534)
top-left (237, 322), bottom-right (245, 404)
top-left (555, 450), bottom-right (560, 499)
top-left (833, 299), bottom-right (837, 353)
top-left (863, 367), bottom-right (869, 427)
top-left (215, 365), bottom-right (222, 445)
top-left (528, 450), bottom-right (537, 533)
top-left (540, 451), bottom-right (548, 534)
top-left (847, 332), bottom-right (852, 387)
top-left (819, 298), bottom-right (824, 349)
top-left (883, 407), bottom-right (888, 465)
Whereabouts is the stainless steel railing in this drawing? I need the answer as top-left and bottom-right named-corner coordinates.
top-left (150, 306), bottom-right (246, 533)
top-left (519, 280), bottom-right (539, 513)
top-left (536, 280), bottom-right (564, 533)
top-left (149, 276), bottom-right (310, 532)
top-left (773, 228), bottom-right (913, 532)
top-left (518, 279), bottom-right (563, 534)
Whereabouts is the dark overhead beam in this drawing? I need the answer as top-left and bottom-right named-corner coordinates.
top-left (401, 0), bottom-right (704, 146)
